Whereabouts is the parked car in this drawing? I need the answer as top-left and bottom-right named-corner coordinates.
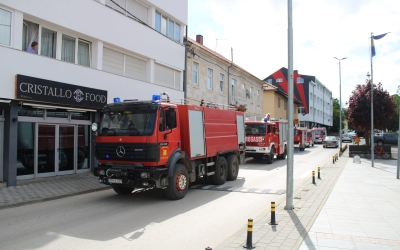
top-left (323, 136), bottom-right (339, 148)
top-left (341, 133), bottom-right (352, 142)
top-left (348, 132), bottom-right (356, 139)
top-left (374, 133), bottom-right (398, 146)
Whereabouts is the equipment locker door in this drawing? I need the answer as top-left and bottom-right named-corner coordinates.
top-left (188, 110), bottom-right (205, 157)
top-left (236, 115), bottom-right (245, 146)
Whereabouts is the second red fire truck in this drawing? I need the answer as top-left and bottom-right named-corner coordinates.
top-left (245, 119), bottom-right (288, 163)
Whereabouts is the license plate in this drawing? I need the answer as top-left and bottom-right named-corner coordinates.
top-left (108, 179), bottom-right (122, 184)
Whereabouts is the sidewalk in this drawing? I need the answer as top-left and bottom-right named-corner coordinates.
top-left (0, 173), bottom-right (111, 210)
top-left (219, 151), bottom-right (400, 250)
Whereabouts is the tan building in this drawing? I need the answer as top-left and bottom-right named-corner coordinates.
top-left (262, 84), bottom-right (300, 122)
top-left (185, 35), bottom-right (264, 120)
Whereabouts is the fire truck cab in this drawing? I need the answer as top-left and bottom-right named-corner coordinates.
top-left (294, 127), bottom-right (307, 151)
top-left (245, 119), bottom-right (288, 164)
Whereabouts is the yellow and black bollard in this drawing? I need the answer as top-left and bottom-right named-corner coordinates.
top-left (244, 218), bottom-right (255, 249)
top-left (269, 202), bottom-right (278, 225)
top-left (312, 171), bottom-right (316, 184)
top-left (333, 155), bottom-right (335, 164)
top-left (318, 167), bottom-right (321, 179)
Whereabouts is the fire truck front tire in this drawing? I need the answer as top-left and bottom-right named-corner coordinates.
top-left (212, 157), bottom-right (228, 185)
top-left (112, 186), bottom-right (134, 195)
top-left (266, 146), bottom-right (275, 164)
top-left (165, 164), bottom-right (189, 200)
top-left (227, 155), bottom-right (239, 181)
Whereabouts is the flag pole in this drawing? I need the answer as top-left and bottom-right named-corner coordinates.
top-left (370, 32), bottom-right (374, 168)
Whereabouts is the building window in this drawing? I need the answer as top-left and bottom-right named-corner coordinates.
top-left (0, 8), bottom-right (12, 46)
top-left (278, 98), bottom-right (281, 108)
top-left (155, 63), bottom-right (180, 90)
top-left (192, 63), bottom-right (198, 85)
top-left (78, 40), bottom-right (91, 67)
top-left (175, 23), bottom-right (181, 42)
top-left (284, 100), bottom-right (287, 110)
top-left (105, 0), bottom-right (148, 24)
top-left (61, 34), bottom-right (76, 63)
top-left (41, 27), bottom-right (57, 58)
top-left (267, 79), bottom-right (272, 84)
top-left (256, 90), bottom-right (260, 104)
top-left (297, 77), bottom-right (304, 83)
top-left (242, 84), bottom-right (245, 97)
top-left (155, 11), bottom-right (181, 42)
top-left (231, 79), bottom-right (237, 103)
top-left (103, 47), bottom-right (146, 81)
top-left (207, 69), bottom-right (213, 89)
top-left (250, 87), bottom-right (253, 101)
top-left (219, 74), bottom-right (224, 93)
top-left (276, 78), bottom-right (283, 83)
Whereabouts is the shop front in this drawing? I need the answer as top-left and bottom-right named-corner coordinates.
top-left (5, 75), bottom-right (107, 182)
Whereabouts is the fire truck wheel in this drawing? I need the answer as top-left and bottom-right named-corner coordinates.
top-left (165, 164), bottom-right (189, 200)
top-left (227, 155), bottom-right (239, 181)
top-left (266, 146), bottom-right (275, 164)
top-left (212, 157), bottom-right (228, 185)
top-left (112, 186), bottom-right (134, 195)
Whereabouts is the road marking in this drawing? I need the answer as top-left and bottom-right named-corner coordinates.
top-left (190, 185), bottom-right (285, 195)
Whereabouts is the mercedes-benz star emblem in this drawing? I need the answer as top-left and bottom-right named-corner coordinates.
top-left (116, 146), bottom-right (126, 157)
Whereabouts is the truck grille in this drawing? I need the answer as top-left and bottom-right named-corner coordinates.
top-left (96, 143), bottom-right (160, 162)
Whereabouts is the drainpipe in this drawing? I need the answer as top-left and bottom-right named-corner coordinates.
top-left (227, 47), bottom-right (233, 105)
top-left (183, 26), bottom-right (188, 103)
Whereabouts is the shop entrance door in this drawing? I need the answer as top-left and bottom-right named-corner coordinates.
top-left (37, 124), bottom-right (76, 177)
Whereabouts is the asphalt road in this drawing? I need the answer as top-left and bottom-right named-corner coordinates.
top-left (0, 143), bottom-right (345, 250)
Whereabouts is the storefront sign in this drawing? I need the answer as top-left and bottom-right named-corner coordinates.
top-left (16, 74), bottom-right (107, 109)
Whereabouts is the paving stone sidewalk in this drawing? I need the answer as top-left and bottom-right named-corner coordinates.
top-left (219, 151), bottom-right (350, 250)
top-left (0, 173), bottom-right (111, 210)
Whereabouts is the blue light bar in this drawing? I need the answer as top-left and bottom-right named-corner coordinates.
top-left (114, 98), bottom-right (121, 103)
top-left (152, 94), bottom-right (160, 102)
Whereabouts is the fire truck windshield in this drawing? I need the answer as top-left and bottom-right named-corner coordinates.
top-left (245, 124), bottom-right (267, 135)
top-left (314, 130), bottom-right (324, 135)
top-left (99, 110), bottom-right (156, 136)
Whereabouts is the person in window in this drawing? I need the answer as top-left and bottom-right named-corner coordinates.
top-left (27, 41), bottom-right (38, 54)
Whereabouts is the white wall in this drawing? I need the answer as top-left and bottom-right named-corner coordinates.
top-left (0, 46), bottom-right (184, 103)
top-left (0, 0), bottom-right (185, 69)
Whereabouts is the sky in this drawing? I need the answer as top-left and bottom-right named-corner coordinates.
top-left (188, 0), bottom-right (400, 106)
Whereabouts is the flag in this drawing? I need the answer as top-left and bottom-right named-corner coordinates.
top-left (371, 33), bottom-right (389, 57)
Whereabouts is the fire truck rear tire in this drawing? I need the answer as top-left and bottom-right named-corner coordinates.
top-left (212, 157), bottom-right (228, 185)
top-left (279, 146), bottom-right (287, 160)
top-left (112, 186), bottom-right (134, 195)
top-left (227, 155), bottom-right (239, 181)
top-left (165, 164), bottom-right (189, 200)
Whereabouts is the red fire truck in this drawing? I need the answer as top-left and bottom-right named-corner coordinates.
top-left (294, 127), bottom-right (307, 151)
top-left (92, 93), bottom-right (246, 200)
top-left (245, 119), bottom-right (288, 163)
top-left (313, 127), bottom-right (327, 144)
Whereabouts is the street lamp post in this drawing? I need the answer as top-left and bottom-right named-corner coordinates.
top-left (334, 57), bottom-right (347, 150)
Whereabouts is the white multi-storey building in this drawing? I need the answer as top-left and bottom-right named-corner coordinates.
top-left (0, 0), bottom-right (187, 185)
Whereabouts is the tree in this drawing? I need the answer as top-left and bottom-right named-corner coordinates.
top-left (347, 81), bottom-right (395, 144)
top-left (331, 98), bottom-right (346, 132)
top-left (385, 94), bottom-right (400, 132)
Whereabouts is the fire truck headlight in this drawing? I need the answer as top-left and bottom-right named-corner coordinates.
top-left (97, 169), bottom-right (105, 175)
top-left (91, 123), bottom-right (98, 132)
top-left (141, 172), bottom-right (150, 178)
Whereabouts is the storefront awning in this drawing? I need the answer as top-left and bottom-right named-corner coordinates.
top-left (22, 102), bottom-right (97, 112)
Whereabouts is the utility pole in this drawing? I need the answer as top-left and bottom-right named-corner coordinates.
top-left (285, 0), bottom-right (294, 211)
